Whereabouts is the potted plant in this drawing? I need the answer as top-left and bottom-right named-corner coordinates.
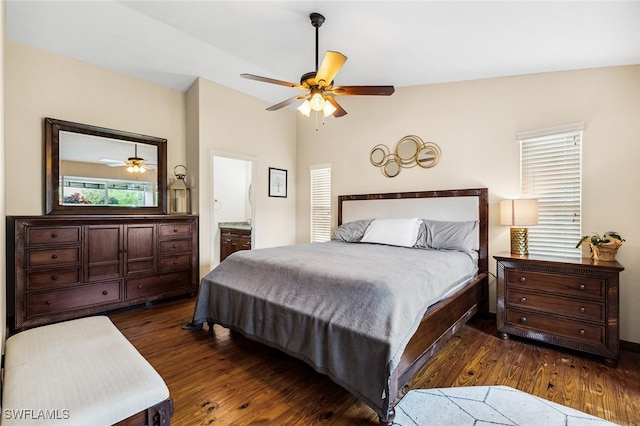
top-left (576, 231), bottom-right (624, 261)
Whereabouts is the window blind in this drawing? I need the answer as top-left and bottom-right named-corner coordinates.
top-left (520, 129), bottom-right (582, 258)
top-left (310, 166), bottom-right (332, 243)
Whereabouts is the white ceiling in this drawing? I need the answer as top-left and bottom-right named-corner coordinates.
top-left (6, 1), bottom-right (640, 108)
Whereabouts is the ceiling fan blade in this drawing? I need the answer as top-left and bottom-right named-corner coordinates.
top-left (315, 51), bottom-right (347, 87)
top-left (266, 94), bottom-right (307, 111)
top-left (325, 96), bottom-right (347, 118)
top-left (330, 85), bottom-right (395, 96)
top-left (241, 73), bottom-right (305, 90)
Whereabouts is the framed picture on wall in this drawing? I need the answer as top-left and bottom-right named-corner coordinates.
top-left (268, 167), bottom-right (287, 198)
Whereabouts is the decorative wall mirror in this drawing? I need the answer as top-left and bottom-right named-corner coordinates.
top-left (45, 118), bottom-right (167, 215)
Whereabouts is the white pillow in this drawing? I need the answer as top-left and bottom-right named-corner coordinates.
top-left (360, 218), bottom-right (421, 248)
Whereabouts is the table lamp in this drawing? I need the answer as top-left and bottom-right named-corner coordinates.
top-left (500, 199), bottom-right (538, 255)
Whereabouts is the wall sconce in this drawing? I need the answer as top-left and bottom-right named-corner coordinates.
top-left (500, 199), bottom-right (538, 255)
top-left (169, 165), bottom-right (191, 215)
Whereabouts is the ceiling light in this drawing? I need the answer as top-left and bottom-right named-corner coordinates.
top-left (126, 144), bottom-right (146, 173)
top-left (126, 160), bottom-right (146, 174)
top-left (309, 90), bottom-right (326, 111)
top-left (322, 101), bottom-right (337, 117)
top-left (298, 90), bottom-right (336, 118)
top-left (297, 100), bottom-right (312, 117)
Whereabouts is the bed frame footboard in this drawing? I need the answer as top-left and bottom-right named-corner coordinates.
top-left (379, 272), bottom-right (488, 425)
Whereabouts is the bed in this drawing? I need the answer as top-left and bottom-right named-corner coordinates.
top-left (189, 188), bottom-right (489, 424)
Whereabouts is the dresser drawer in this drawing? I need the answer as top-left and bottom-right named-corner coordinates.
top-left (159, 223), bottom-right (192, 239)
top-left (159, 239), bottom-right (192, 255)
top-left (27, 281), bottom-right (121, 317)
top-left (27, 268), bottom-right (81, 290)
top-left (27, 247), bottom-right (81, 268)
top-left (159, 254), bottom-right (192, 271)
top-left (506, 308), bottom-right (605, 346)
top-left (221, 230), bottom-right (240, 239)
top-left (126, 271), bottom-right (191, 299)
top-left (506, 289), bottom-right (605, 323)
top-left (506, 269), bottom-right (605, 300)
top-left (27, 226), bottom-right (81, 246)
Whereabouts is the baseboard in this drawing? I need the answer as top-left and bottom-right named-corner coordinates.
top-left (621, 340), bottom-right (640, 353)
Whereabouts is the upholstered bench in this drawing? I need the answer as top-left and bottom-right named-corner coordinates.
top-left (2, 316), bottom-right (172, 426)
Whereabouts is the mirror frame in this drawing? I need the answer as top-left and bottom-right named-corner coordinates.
top-left (45, 117), bottom-right (168, 215)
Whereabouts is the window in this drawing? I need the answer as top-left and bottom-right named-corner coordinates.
top-left (310, 165), bottom-right (331, 243)
top-left (519, 123), bottom-right (583, 258)
top-left (62, 176), bottom-right (155, 207)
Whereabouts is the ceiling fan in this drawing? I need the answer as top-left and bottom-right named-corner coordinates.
top-left (241, 12), bottom-right (394, 118)
top-left (100, 144), bottom-right (155, 173)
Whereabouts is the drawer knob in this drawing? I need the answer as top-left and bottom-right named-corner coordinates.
top-left (138, 285), bottom-right (143, 289)
top-left (520, 277), bottom-right (526, 283)
top-left (173, 244), bottom-right (178, 248)
top-left (45, 300), bottom-right (52, 305)
top-left (579, 284), bottom-right (586, 290)
top-left (579, 306), bottom-right (586, 313)
top-left (51, 275), bottom-right (58, 281)
top-left (173, 228), bottom-right (178, 233)
top-left (519, 316), bottom-right (527, 324)
top-left (520, 297), bottom-right (527, 303)
top-left (579, 329), bottom-right (586, 335)
top-left (173, 260), bottom-right (178, 265)
top-left (51, 254), bottom-right (58, 259)
top-left (102, 290), bottom-right (108, 295)
top-left (51, 233), bottom-right (58, 238)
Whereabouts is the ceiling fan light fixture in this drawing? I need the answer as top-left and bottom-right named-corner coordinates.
top-left (241, 12), bottom-right (394, 122)
top-left (309, 90), bottom-right (326, 112)
top-left (126, 156), bottom-right (146, 174)
top-left (322, 100), bottom-right (337, 117)
top-left (297, 100), bottom-right (312, 117)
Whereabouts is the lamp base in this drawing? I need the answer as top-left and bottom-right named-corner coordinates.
top-left (510, 227), bottom-right (529, 255)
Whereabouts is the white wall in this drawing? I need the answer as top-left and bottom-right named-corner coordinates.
top-left (4, 41), bottom-right (187, 215)
top-left (211, 155), bottom-right (253, 264)
top-left (296, 65), bottom-right (640, 344)
top-left (1, 1), bottom-right (7, 353)
top-left (213, 156), bottom-right (251, 223)
top-left (187, 78), bottom-right (297, 276)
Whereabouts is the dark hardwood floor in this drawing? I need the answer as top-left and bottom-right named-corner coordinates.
top-left (109, 297), bottom-right (640, 425)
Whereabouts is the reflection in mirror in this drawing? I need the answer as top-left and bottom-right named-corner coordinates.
top-left (370, 144), bottom-right (389, 167)
top-left (383, 157), bottom-right (401, 178)
top-left (416, 144), bottom-right (441, 168)
top-left (45, 118), bottom-right (167, 215)
top-left (59, 132), bottom-right (158, 207)
top-left (396, 136), bottom-right (420, 164)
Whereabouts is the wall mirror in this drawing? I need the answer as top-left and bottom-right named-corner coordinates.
top-left (45, 118), bottom-right (167, 215)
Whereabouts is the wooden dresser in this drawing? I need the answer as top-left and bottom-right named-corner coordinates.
top-left (220, 225), bottom-right (251, 262)
top-left (495, 253), bottom-right (624, 366)
top-left (7, 215), bottom-right (199, 331)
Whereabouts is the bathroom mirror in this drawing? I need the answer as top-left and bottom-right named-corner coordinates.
top-left (45, 118), bottom-right (167, 215)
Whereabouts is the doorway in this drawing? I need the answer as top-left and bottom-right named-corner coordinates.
top-left (212, 154), bottom-right (255, 266)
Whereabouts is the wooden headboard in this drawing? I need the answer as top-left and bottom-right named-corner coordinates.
top-left (337, 188), bottom-right (489, 274)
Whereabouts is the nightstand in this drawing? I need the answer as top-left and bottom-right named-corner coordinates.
top-left (494, 253), bottom-right (624, 367)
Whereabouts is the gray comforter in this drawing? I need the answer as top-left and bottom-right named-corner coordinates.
top-left (191, 241), bottom-right (478, 419)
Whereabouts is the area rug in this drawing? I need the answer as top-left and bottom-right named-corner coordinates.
top-left (392, 385), bottom-right (618, 425)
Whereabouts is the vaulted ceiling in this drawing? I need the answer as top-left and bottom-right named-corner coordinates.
top-left (6, 1), bottom-right (640, 106)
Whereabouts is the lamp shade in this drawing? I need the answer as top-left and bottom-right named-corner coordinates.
top-left (500, 199), bottom-right (538, 226)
